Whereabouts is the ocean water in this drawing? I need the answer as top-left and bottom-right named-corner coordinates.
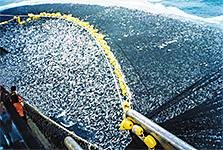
top-left (0, 0), bottom-right (223, 149)
top-left (0, 0), bottom-right (223, 28)
top-left (148, 0), bottom-right (223, 18)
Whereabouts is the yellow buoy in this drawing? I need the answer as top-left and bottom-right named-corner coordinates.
top-left (76, 19), bottom-right (80, 23)
top-left (33, 16), bottom-right (40, 20)
top-left (108, 53), bottom-right (113, 60)
top-left (1, 21), bottom-right (8, 24)
top-left (122, 113), bottom-right (126, 119)
top-left (56, 12), bottom-right (62, 17)
top-left (51, 13), bottom-right (56, 17)
top-left (116, 71), bottom-right (121, 76)
top-left (120, 120), bottom-right (126, 130)
top-left (120, 83), bottom-right (126, 91)
top-left (122, 89), bottom-right (127, 96)
top-left (110, 58), bottom-right (115, 64)
top-left (118, 73), bottom-right (122, 79)
top-left (84, 22), bottom-right (88, 25)
top-left (122, 119), bottom-right (133, 130)
top-left (112, 61), bottom-right (116, 66)
top-left (26, 18), bottom-right (31, 22)
top-left (68, 17), bottom-right (74, 21)
top-left (96, 36), bottom-right (103, 40)
top-left (92, 29), bottom-right (98, 33)
top-left (99, 40), bottom-right (107, 45)
top-left (114, 69), bottom-right (119, 75)
top-left (102, 45), bottom-right (110, 50)
top-left (13, 16), bottom-right (17, 19)
top-left (105, 49), bottom-right (110, 55)
top-left (17, 17), bottom-right (21, 24)
top-left (93, 33), bottom-right (98, 37)
top-left (99, 33), bottom-right (105, 38)
top-left (42, 12), bottom-right (47, 16)
top-left (86, 25), bottom-right (91, 28)
top-left (144, 135), bottom-right (157, 149)
top-left (80, 22), bottom-right (89, 26)
top-left (132, 125), bottom-right (143, 136)
top-left (89, 28), bottom-right (94, 32)
top-left (47, 13), bottom-right (51, 17)
top-left (73, 19), bottom-right (78, 22)
top-left (123, 101), bottom-right (129, 109)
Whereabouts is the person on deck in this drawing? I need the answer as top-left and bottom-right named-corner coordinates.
top-left (10, 86), bottom-right (24, 119)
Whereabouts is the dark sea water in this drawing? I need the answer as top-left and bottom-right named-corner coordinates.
top-left (0, 1), bottom-right (223, 149)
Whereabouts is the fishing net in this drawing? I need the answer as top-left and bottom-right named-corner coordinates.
top-left (0, 17), bottom-right (131, 149)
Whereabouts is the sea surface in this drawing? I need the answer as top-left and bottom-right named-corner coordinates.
top-left (0, 0), bottom-right (222, 149)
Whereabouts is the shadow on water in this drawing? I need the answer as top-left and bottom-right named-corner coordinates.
top-left (0, 46), bottom-right (10, 55)
top-left (0, 3), bottom-right (223, 149)
top-left (51, 116), bottom-right (95, 141)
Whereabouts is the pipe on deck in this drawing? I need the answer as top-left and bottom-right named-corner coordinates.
top-left (64, 136), bottom-right (83, 150)
top-left (126, 109), bottom-right (196, 150)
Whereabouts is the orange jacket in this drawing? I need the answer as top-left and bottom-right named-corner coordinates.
top-left (10, 93), bottom-right (24, 117)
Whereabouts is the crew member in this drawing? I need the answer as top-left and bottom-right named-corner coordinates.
top-left (10, 86), bottom-right (24, 118)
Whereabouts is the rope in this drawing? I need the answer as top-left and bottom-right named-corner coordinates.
top-left (0, 14), bottom-right (30, 25)
top-left (0, 14), bottom-right (28, 17)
